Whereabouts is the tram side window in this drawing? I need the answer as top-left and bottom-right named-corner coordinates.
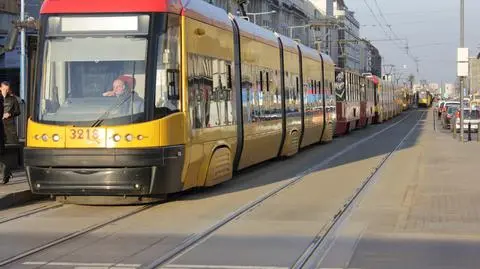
top-left (346, 74), bottom-right (349, 102)
top-left (155, 14), bottom-right (181, 119)
top-left (355, 76), bottom-right (358, 101)
top-left (285, 72), bottom-right (297, 113)
top-left (318, 81), bottom-right (323, 110)
top-left (188, 53), bottom-right (234, 129)
top-left (303, 78), bottom-right (310, 112)
top-left (255, 68), bottom-right (264, 119)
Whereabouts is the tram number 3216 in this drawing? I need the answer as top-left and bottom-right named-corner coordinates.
top-left (70, 128), bottom-right (100, 140)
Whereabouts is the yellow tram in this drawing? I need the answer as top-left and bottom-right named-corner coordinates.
top-left (25, 0), bottom-right (337, 203)
top-left (418, 90), bottom-right (433, 107)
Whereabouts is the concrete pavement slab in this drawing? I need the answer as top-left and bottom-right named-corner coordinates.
top-left (3, 112), bottom-right (417, 268)
top-left (0, 171), bottom-right (45, 210)
top-left (317, 109), bottom-right (480, 269)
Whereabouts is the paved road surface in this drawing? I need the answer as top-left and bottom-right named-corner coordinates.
top-left (4, 109), bottom-right (474, 269)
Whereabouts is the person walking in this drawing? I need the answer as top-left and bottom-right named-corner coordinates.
top-left (0, 82), bottom-right (12, 184)
top-left (1, 81), bottom-right (20, 144)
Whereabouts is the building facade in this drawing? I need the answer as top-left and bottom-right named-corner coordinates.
top-left (207, 0), bottom-right (383, 76)
top-left (367, 42), bottom-right (382, 77)
top-left (334, 0), bottom-right (360, 71)
top-left (0, 0), bottom-right (41, 93)
top-left (0, 0), bottom-right (19, 33)
top-left (208, 0), bottom-right (322, 47)
top-left (469, 57), bottom-right (480, 95)
top-left (309, 0), bottom-right (338, 60)
top-left (359, 40), bottom-right (369, 74)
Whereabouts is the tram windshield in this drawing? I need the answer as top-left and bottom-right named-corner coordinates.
top-left (37, 35), bottom-right (147, 126)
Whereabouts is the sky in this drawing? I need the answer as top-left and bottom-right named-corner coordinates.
top-left (347, 0), bottom-right (480, 85)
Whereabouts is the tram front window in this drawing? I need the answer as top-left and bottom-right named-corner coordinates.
top-left (38, 36), bottom-right (147, 126)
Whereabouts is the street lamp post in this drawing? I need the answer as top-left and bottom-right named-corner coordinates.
top-left (245, 10), bottom-right (276, 25)
top-left (459, 0), bottom-right (465, 142)
top-left (20, 0), bottom-right (26, 101)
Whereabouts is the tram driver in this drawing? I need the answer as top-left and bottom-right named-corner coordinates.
top-left (102, 76), bottom-right (144, 115)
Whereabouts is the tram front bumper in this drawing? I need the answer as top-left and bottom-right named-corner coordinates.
top-left (24, 146), bottom-right (185, 196)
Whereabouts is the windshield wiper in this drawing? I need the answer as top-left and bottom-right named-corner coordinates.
top-left (91, 93), bottom-right (132, 127)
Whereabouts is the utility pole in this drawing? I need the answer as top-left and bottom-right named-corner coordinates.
top-left (459, 0), bottom-right (465, 142)
top-left (20, 0), bottom-right (26, 101)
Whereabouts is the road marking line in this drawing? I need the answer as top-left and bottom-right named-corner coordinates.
top-left (23, 261), bottom-right (141, 267)
top-left (162, 265), bottom-right (288, 269)
top-left (75, 267), bottom-right (136, 269)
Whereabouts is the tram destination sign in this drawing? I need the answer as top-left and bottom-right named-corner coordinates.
top-left (47, 15), bottom-right (150, 36)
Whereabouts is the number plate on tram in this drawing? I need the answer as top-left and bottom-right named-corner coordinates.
top-left (69, 128), bottom-right (103, 143)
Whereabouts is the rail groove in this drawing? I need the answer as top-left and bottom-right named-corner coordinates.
top-left (0, 204), bottom-right (154, 267)
top-left (292, 111), bottom-right (425, 269)
top-left (0, 203), bottom-right (63, 225)
top-left (145, 111), bottom-right (416, 269)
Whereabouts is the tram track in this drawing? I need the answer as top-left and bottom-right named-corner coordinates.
top-left (0, 204), bottom-right (155, 267)
top-left (144, 110), bottom-right (419, 269)
top-left (2, 111), bottom-right (422, 269)
top-left (291, 110), bottom-right (425, 269)
top-left (0, 202), bottom-right (63, 225)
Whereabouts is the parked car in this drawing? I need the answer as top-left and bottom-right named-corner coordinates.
top-left (440, 101), bottom-right (459, 119)
top-left (442, 104), bottom-right (460, 129)
top-left (451, 108), bottom-right (480, 133)
top-left (437, 100), bottom-right (446, 119)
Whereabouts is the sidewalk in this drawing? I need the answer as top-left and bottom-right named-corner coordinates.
top-left (317, 109), bottom-right (480, 269)
top-left (0, 170), bottom-right (43, 210)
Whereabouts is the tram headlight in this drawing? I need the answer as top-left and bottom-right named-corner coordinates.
top-left (125, 134), bottom-right (133, 142)
top-left (34, 134), bottom-right (40, 140)
top-left (113, 134), bottom-right (121, 142)
top-left (137, 135), bottom-right (144, 141)
top-left (52, 134), bottom-right (60, 142)
top-left (41, 134), bottom-right (49, 142)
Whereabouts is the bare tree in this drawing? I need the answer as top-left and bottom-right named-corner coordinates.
top-left (408, 74), bottom-right (415, 90)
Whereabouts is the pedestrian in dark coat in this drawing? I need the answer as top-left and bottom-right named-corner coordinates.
top-left (1, 81), bottom-right (20, 144)
top-left (0, 81), bottom-right (12, 184)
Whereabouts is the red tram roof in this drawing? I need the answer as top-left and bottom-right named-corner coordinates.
top-left (41, 0), bottom-right (183, 15)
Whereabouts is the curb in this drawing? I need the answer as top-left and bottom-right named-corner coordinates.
top-left (0, 190), bottom-right (46, 210)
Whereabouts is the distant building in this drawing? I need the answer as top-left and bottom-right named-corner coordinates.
top-left (0, 0), bottom-right (19, 33)
top-left (445, 83), bottom-right (456, 98)
top-left (334, 0), bottom-right (360, 71)
top-left (368, 43), bottom-right (382, 77)
top-left (469, 57), bottom-right (480, 95)
top-left (208, 0), bottom-right (318, 47)
top-left (309, 0), bottom-right (338, 59)
top-left (0, 0), bottom-right (41, 94)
